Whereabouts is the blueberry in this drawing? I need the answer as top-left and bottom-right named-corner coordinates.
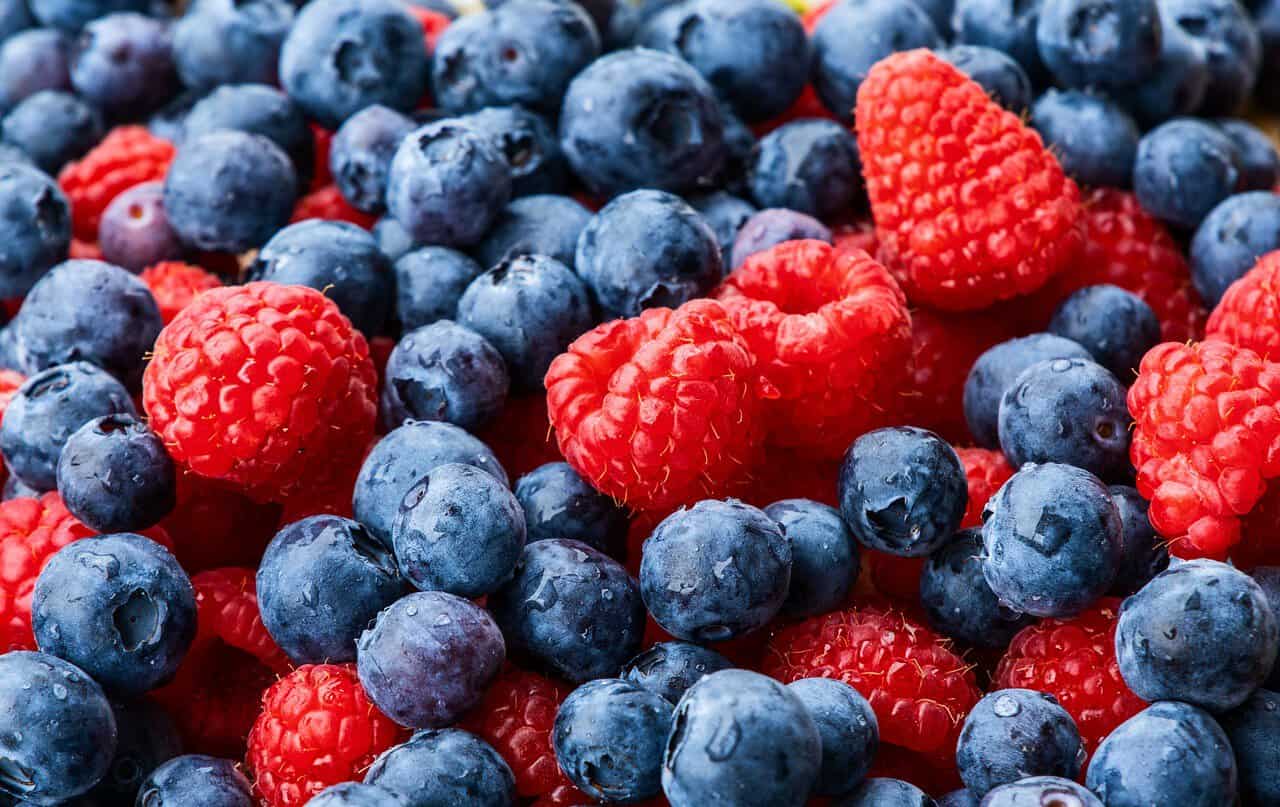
top-left (920, 528), bottom-right (1035, 648)
top-left (70, 13), bottom-right (178, 118)
top-left (982, 463), bottom-right (1122, 617)
top-left (1134, 118), bottom-right (1240, 229)
top-left (937, 789), bottom-right (977, 807)
top-left (748, 119), bottom-right (862, 219)
top-left (1253, 566), bottom-right (1280, 687)
top-left (181, 83), bottom-right (314, 188)
top-left (553, 678), bottom-right (673, 803)
top-left (938, 45), bottom-right (1033, 111)
top-left (353, 420), bottom-right (508, 547)
top-left (514, 461), bottom-right (628, 556)
top-left (688, 191), bottom-right (756, 268)
top-left (558, 48), bottom-right (725, 197)
top-left (1086, 701), bottom-right (1237, 807)
top-left (787, 678), bottom-right (878, 797)
top-left (838, 427), bottom-right (968, 558)
top-left (0, 0), bottom-right (32, 42)
top-left (257, 515), bottom-right (407, 665)
top-left (472, 194), bottom-right (590, 271)
top-left (2, 474), bottom-right (38, 500)
top-left (575, 189), bottom-right (721, 319)
top-left (364, 729), bottom-right (515, 807)
top-left (729, 207), bottom-right (832, 268)
top-left (247, 220), bottom-right (394, 336)
top-left (605, 0), bottom-right (681, 47)
top-left (0, 651), bottom-right (116, 805)
top-left (982, 777), bottom-right (1102, 807)
top-left (163, 131), bottom-right (297, 252)
top-left (637, 0), bottom-right (809, 122)
top-left (459, 105), bottom-right (569, 198)
top-left (375, 216), bottom-right (420, 263)
top-left (456, 253), bottom-right (594, 391)
top-left (278, 0), bottom-right (428, 128)
top-left (1219, 688), bottom-right (1280, 805)
top-left (835, 778), bottom-right (936, 807)
top-left (1036, 0), bottom-right (1161, 88)
top-left (33, 534), bottom-right (196, 695)
top-left (956, 689), bottom-right (1083, 798)
top-left (432, 0), bottom-right (599, 116)
top-left (27, 0), bottom-right (147, 32)
top-left (1116, 558), bottom-right (1278, 711)
top-left (963, 333), bottom-right (1091, 449)
top-left (0, 161), bottom-right (70, 299)
top-left (663, 669), bottom-right (821, 807)
top-left (386, 120), bottom-right (512, 248)
top-left (1047, 285), bottom-right (1159, 380)
top-left (1161, 0), bottom-right (1261, 115)
top-left (0, 325), bottom-right (19, 372)
top-left (329, 105), bottom-right (414, 215)
top-left (90, 696), bottom-right (181, 804)
top-left (713, 103), bottom-right (757, 196)
top-left (380, 322), bottom-right (508, 432)
top-left (953, 0), bottom-right (1047, 83)
top-left (641, 499), bottom-right (790, 643)
top-left (56, 414), bottom-right (175, 532)
top-left (0, 29), bottom-right (71, 111)
top-left (1112, 7), bottom-right (1211, 126)
top-left (491, 538), bottom-right (644, 682)
top-left (308, 783), bottom-right (410, 807)
top-left (764, 498), bottom-right (859, 619)
top-left (145, 86), bottom-right (203, 143)
top-left (1217, 118), bottom-right (1280, 190)
top-left (620, 641), bottom-right (733, 705)
top-left (1107, 485), bottom-right (1169, 596)
top-left (172, 0), bottom-right (294, 92)
top-left (357, 590), bottom-right (505, 728)
top-left (98, 181), bottom-right (183, 272)
top-left (393, 247), bottom-right (482, 332)
top-left (1, 90), bottom-right (100, 174)
top-left (1029, 90), bottom-right (1139, 189)
top-left (1191, 191), bottom-right (1280, 305)
top-left (10, 259), bottom-right (162, 390)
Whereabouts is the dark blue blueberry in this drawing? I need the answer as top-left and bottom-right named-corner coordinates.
top-left (605, 0), bottom-right (680, 47)
top-left (938, 45), bottom-right (1033, 111)
top-left (1259, 0), bottom-right (1280, 111)
top-left (937, 789), bottom-right (978, 807)
top-left (247, 220), bottom-right (394, 336)
top-left (764, 498), bottom-right (859, 619)
top-left (920, 528), bottom-right (1034, 648)
top-left (0, 141), bottom-right (26, 165)
top-left (380, 322), bottom-right (508, 432)
top-left (1035, 0), bottom-right (1160, 89)
top-left (89, 696), bottom-right (181, 804)
top-left (1134, 118), bottom-right (1240, 229)
top-left (1047, 285), bottom-right (1159, 379)
top-left (181, 83), bottom-right (314, 188)
top-left (487, 0), bottom-right (610, 30)
top-left (810, 0), bottom-right (940, 122)
top-left (375, 215), bottom-right (419, 263)
top-left (472, 194), bottom-right (590, 271)
top-left (576, 189), bottom-right (721, 319)
top-left (278, 0), bottom-right (428, 128)
top-left (1029, 90), bottom-right (1139, 189)
top-left (257, 515), bottom-right (407, 665)
top-left (1162, 0), bottom-right (1261, 115)
top-left (491, 538), bottom-right (644, 682)
top-left (1191, 191), bottom-right (1280, 305)
top-left (0, 325), bottom-right (19, 373)
top-left (456, 253), bottom-right (594, 391)
top-left (136, 755), bottom-right (257, 807)
top-left (834, 778), bottom-right (936, 807)
top-left (459, 106), bottom-right (569, 198)
top-left (1218, 118), bottom-right (1280, 190)
top-left (386, 120), bottom-right (512, 248)
top-left (357, 590), bottom-right (505, 728)
top-left (663, 669), bottom-right (821, 807)
top-left (10, 259), bottom-right (162, 390)
top-left (56, 414), bottom-right (175, 532)
top-left (0, 162), bottom-right (69, 299)
top-left (1219, 688), bottom-right (1280, 805)
top-left (982, 463), bottom-right (1122, 617)
top-left (620, 641), bottom-right (733, 705)
top-left (0, 0), bottom-right (32, 42)
top-left (1252, 566), bottom-right (1280, 687)
top-left (713, 102), bottom-right (757, 196)
top-left (688, 191), bottom-right (755, 269)
top-left (432, 0), bottom-right (599, 116)
top-left (786, 678), bottom-right (878, 797)
top-left (33, 533), bottom-right (196, 695)
top-left (953, 0), bottom-right (1046, 83)
top-left (838, 427), bottom-right (968, 558)
top-left (640, 499), bottom-right (790, 642)
top-left (0, 28), bottom-right (71, 111)
top-left (353, 420), bottom-right (508, 547)
top-left (956, 689), bottom-right (1083, 798)
top-left (1116, 558), bottom-right (1278, 711)
top-left (1108, 485), bottom-right (1169, 596)
top-left (637, 0), bottom-right (808, 122)
top-left (70, 13), bottom-right (178, 118)
top-left (559, 48), bottom-right (725, 197)
top-left (98, 181), bottom-right (183, 272)
top-left (172, 0), bottom-right (293, 91)
top-left (963, 333), bottom-right (1091, 449)
top-left (748, 119), bottom-right (862, 219)
top-left (393, 247), bottom-right (482, 332)
top-left (0, 651), bottom-right (116, 805)
top-left (364, 729), bottom-right (515, 807)
top-left (27, 0), bottom-right (147, 32)
top-left (1086, 701), bottom-right (1237, 807)
top-left (308, 783), bottom-right (409, 807)
top-left (329, 105), bottom-right (414, 215)
top-left (145, 86), bottom-right (203, 143)
top-left (163, 131), bottom-right (297, 252)
top-left (1, 90), bottom-right (100, 174)
top-left (982, 778), bottom-right (1102, 807)
top-left (729, 207), bottom-right (831, 268)
top-left (553, 678), bottom-right (673, 803)
top-left (514, 461), bottom-right (628, 556)
top-left (1111, 7), bottom-right (1211, 126)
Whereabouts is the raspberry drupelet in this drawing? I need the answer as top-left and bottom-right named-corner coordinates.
top-left (58, 125), bottom-right (175, 242)
top-left (1206, 250), bottom-right (1280, 357)
top-left (140, 261), bottom-right (222, 325)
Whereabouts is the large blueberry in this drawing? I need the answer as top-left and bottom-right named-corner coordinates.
top-left (135, 754), bottom-right (254, 807)
top-left (748, 119), bottom-right (862, 219)
top-left (983, 778), bottom-right (1102, 807)
top-left (1036, 0), bottom-right (1161, 88)
top-left (181, 83), bottom-right (314, 189)
top-left (1047, 285), bottom-right (1160, 379)
top-left (787, 678), bottom-right (878, 797)
top-left (472, 194), bottom-right (590, 271)
top-left (1135, 117), bottom-right (1241, 230)
top-left (69, 12), bottom-right (178, 117)
top-left (56, 413), bottom-right (176, 533)
top-left (0, 29), bottom-right (73, 111)
top-left (1029, 90), bottom-right (1140, 189)
top-left (1112, 6), bottom-right (1211, 126)
top-left (1219, 688), bottom-right (1280, 805)
top-left (380, 322), bottom-right (509, 432)
top-left (460, 105), bottom-right (569, 198)
top-left (963, 333), bottom-right (1091, 449)
top-left (393, 247), bottom-right (483, 333)
top-left (364, 729), bottom-right (515, 807)
top-left (920, 529), bottom-right (1034, 648)
top-left (172, 0), bottom-right (294, 91)
top-left (956, 689), bottom-right (1083, 798)
top-left (620, 641), bottom-right (733, 705)
top-left (514, 461), bottom-right (628, 556)
top-left (1161, 0), bottom-right (1261, 116)
top-left (1, 90), bottom-right (100, 174)
top-left (0, 161), bottom-right (70, 298)
top-left (329, 104), bottom-right (415, 215)
top-left (553, 678), bottom-right (673, 803)
top-left (764, 498), bottom-right (859, 619)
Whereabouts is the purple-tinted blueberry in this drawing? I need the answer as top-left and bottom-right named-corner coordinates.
top-left (553, 678), bottom-right (673, 803)
top-left (98, 181), bottom-right (183, 272)
top-left (329, 104), bottom-right (414, 215)
top-left (983, 777), bottom-right (1102, 807)
top-left (56, 413), bottom-right (176, 533)
top-left (1, 90), bottom-right (100, 174)
top-left (730, 208), bottom-right (831, 268)
top-left (70, 13), bottom-right (178, 118)
top-left (28, 0), bottom-right (148, 32)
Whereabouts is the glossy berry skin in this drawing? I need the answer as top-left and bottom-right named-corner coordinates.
top-left (0, 162), bottom-right (71, 299)
top-left (70, 12), bottom-right (178, 118)
top-left (1206, 250), bottom-right (1280, 357)
top-left (1192, 191), bottom-right (1280, 306)
top-left (1, 90), bottom-right (101, 174)
top-left (1108, 485), bottom-right (1169, 596)
top-left (689, 192), bottom-right (756, 268)
top-left (472, 194), bottom-right (589, 271)
top-left (514, 461), bottom-right (628, 555)
top-left (139, 261), bottom-right (221, 325)
top-left (765, 498), bottom-right (858, 618)
top-left (951, 0), bottom-right (1045, 81)
top-left (957, 447), bottom-right (1014, 528)
top-left (181, 84), bottom-right (313, 185)
top-left (921, 528), bottom-right (1034, 649)
top-left (380, 321), bottom-right (508, 432)
top-left (1162, 0), bottom-right (1261, 116)
top-left (663, 669), bottom-right (821, 807)
top-left (956, 689), bottom-right (1083, 798)
top-left (357, 591), bottom-right (505, 729)
top-left (552, 678), bottom-right (672, 803)
top-left (136, 755), bottom-right (254, 807)
top-left (1218, 119), bottom-right (1280, 190)
top-left (937, 44), bottom-right (1032, 110)
top-left (0, 651), bottom-right (116, 806)
top-left (1048, 285), bottom-right (1160, 380)
top-left (57, 124), bottom-right (173, 243)
top-left (172, 0), bottom-right (294, 91)
top-left (393, 247), bottom-right (483, 332)
top-left (0, 28), bottom-right (72, 112)
top-left (1086, 701), bottom-right (1237, 807)
top-left (87, 695), bottom-right (181, 803)
top-left (1035, 0), bottom-right (1160, 88)
top-left (1029, 90), bottom-right (1139, 189)
top-left (620, 641), bottom-right (732, 705)
top-left (747, 118), bottom-right (861, 223)
top-left (1219, 688), bottom-right (1280, 805)
top-left (729, 207), bottom-right (831, 268)
top-left (838, 778), bottom-right (936, 807)
top-left (56, 413), bottom-right (176, 533)
top-left (98, 181), bottom-right (183, 272)
top-left (787, 678), bottom-right (878, 797)
top-left (982, 778), bottom-right (1101, 807)
top-left (306, 782), bottom-right (408, 807)
top-left (963, 333), bottom-right (1091, 449)
top-left (328, 105), bottom-right (414, 215)
top-left (364, 728), bottom-right (515, 807)
top-left (1135, 118), bottom-right (1240, 230)
top-left (459, 107), bottom-right (568, 200)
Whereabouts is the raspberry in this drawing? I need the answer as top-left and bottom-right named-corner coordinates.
top-left (69, 238), bottom-right (104, 261)
top-left (763, 604), bottom-right (981, 754)
top-left (741, 446), bottom-right (840, 509)
top-left (868, 743), bottom-right (964, 797)
top-left (715, 240), bottom-right (913, 457)
top-left (290, 184), bottom-right (377, 230)
top-left (995, 599), bottom-right (1145, 753)
top-left (1127, 340), bottom-right (1280, 559)
top-left (832, 217), bottom-right (880, 258)
top-left (477, 393), bottom-right (564, 481)
top-left (161, 472), bottom-right (282, 573)
top-left (856, 50), bottom-right (1082, 311)
top-left (866, 552), bottom-right (926, 603)
top-left (246, 663), bottom-right (406, 807)
top-left (140, 261), bottom-right (221, 324)
top-left (545, 299), bottom-right (765, 512)
top-left (956, 446), bottom-right (1014, 528)
top-left (406, 5), bottom-right (451, 51)
top-left (58, 126), bottom-right (175, 242)
top-left (143, 282), bottom-right (378, 502)
top-left (309, 124), bottom-right (333, 191)
top-left (1206, 250), bottom-right (1280, 357)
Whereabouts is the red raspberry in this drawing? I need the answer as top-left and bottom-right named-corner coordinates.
top-left (161, 472), bottom-right (282, 573)
top-left (866, 552), bottom-right (926, 603)
top-left (868, 744), bottom-right (964, 797)
top-left (477, 393), bottom-right (565, 480)
top-left (856, 50), bottom-right (1082, 311)
top-left (247, 663), bottom-right (406, 807)
top-left (995, 599), bottom-right (1145, 753)
top-left (143, 282), bottom-right (377, 502)
top-left (310, 124), bottom-right (333, 191)
top-left (832, 217), bottom-right (879, 258)
top-left (290, 184), bottom-right (377, 230)
top-left (741, 446), bottom-right (840, 509)
top-left (276, 447), bottom-right (364, 523)
top-left (58, 126), bottom-right (174, 242)
top-left (1206, 250), bottom-right (1280, 356)
top-left (545, 299), bottom-right (765, 512)
top-left (407, 5), bottom-right (451, 50)
top-left (802, 0), bottom-right (838, 32)
top-left (715, 240), bottom-right (913, 458)
top-left (956, 446), bottom-right (1013, 528)
top-left (1127, 340), bottom-right (1280, 559)
top-left (763, 604), bottom-right (981, 754)
top-left (140, 261), bottom-right (221, 325)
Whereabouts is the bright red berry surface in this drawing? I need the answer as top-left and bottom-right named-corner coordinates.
top-left (58, 126), bottom-right (174, 242)
top-left (956, 446), bottom-right (1014, 528)
top-left (290, 184), bottom-right (377, 229)
top-left (1206, 249), bottom-right (1280, 357)
top-left (140, 261), bottom-right (222, 325)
